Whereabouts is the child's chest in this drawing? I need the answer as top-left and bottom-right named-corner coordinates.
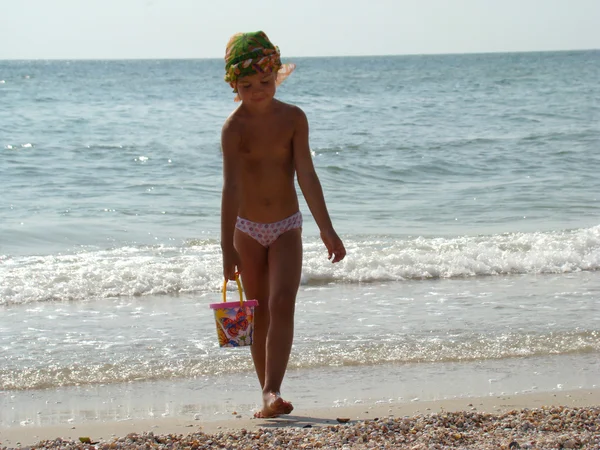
top-left (239, 117), bottom-right (294, 160)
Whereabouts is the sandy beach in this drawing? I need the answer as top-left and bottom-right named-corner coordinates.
top-left (1, 389), bottom-right (599, 449)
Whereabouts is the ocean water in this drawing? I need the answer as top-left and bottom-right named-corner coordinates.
top-left (1, 51), bottom-right (600, 426)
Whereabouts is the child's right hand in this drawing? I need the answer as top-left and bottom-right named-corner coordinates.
top-left (222, 247), bottom-right (243, 280)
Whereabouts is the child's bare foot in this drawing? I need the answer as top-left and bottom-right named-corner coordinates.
top-left (253, 391), bottom-right (294, 418)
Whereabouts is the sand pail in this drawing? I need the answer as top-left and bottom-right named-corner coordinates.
top-left (209, 274), bottom-right (258, 348)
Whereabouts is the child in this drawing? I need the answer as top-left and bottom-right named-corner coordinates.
top-left (220, 31), bottom-right (346, 418)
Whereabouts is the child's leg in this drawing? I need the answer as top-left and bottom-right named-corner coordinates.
top-left (259, 228), bottom-right (302, 416)
top-left (233, 229), bottom-right (269, 388)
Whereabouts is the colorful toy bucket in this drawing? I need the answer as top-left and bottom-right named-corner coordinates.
top-left (209, 274), bottom-right (258, 348)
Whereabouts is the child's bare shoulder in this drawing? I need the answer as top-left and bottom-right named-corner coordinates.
top-left (221, 110), bottom-right (245, 154)
top-left (275, 101), bottom-right (307, 123)
top-left (222, 109), bottom-right (243, 136)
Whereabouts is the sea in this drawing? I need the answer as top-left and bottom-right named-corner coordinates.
top-left (1, 50), bottom-right (599, 428)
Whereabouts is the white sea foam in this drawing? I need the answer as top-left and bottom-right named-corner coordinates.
top-left (302, 225), bottom-right (600, 284)
top-left (2, 329), bottom-right (598, 390)
top-left (1, 226), bottom-right (599, 306)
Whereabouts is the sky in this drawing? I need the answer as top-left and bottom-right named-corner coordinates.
top-left (1, 0), bottom-right (599, 59)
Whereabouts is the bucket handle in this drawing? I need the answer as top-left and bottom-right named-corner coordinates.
top-left (222, 272), bottom-right (244, 307)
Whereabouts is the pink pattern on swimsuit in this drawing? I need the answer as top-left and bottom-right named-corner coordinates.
top-left (236, 211), bottom-right (303, 248)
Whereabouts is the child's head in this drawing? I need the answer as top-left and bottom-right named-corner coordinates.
top-left (224, 31), bottom-right (295, 102)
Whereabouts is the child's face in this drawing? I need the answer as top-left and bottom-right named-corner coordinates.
top-left (236, 70), bottom-right (277, 104)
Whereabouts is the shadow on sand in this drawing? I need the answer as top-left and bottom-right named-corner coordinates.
top-left (256, 415), bottom-right (355, 429)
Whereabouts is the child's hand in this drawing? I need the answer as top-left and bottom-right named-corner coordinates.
top-left (222, 247), bottom-right (243, 280)
top-left (320, 228), bottom-right (346, 263)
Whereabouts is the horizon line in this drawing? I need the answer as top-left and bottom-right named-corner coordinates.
top-left (1, 47), bottom-right (598, 62)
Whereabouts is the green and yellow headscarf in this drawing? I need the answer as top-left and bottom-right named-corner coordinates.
top-left (224, 31), bottom-right (295, 101)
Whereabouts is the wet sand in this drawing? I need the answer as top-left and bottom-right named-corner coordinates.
top-left (1, 389), bottom-right (599, 448)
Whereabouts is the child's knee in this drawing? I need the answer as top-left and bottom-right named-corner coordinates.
top-left (268, 290), bottom-right (296, 315)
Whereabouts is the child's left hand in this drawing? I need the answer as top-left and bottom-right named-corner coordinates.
top-left (320, 228), bottom-right (346, 263)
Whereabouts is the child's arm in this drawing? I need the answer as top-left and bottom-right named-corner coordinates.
top-left (292, 107), bottom-right (346, 263)
top-left (220, 119), bottom-right (242, 279)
